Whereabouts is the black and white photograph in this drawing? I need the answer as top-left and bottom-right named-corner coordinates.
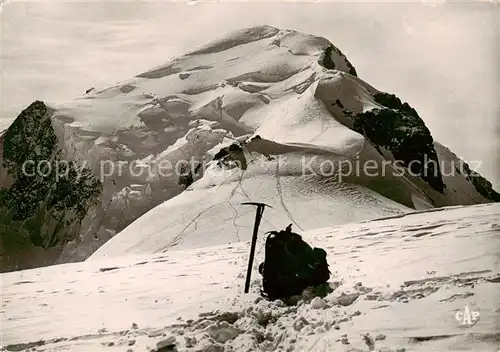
top-left (1, 0), bottom-right (499, 351)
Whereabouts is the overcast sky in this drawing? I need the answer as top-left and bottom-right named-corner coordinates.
top-left (1, 0), bottom-right (498, 189)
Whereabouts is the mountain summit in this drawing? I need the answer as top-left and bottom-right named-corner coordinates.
top-left (1, 25), bottom-right (498, 272)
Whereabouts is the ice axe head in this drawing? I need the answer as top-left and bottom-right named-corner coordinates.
top-left (241, 202), bottom-right (272, 218)
top-left (241, 202), bottom-right (272, 209)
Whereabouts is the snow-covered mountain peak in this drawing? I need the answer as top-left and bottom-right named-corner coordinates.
top-left (0, 25), bottom-right (498, 272)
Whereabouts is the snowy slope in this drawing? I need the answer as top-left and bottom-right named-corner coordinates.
top-left (3, 203), bottom-right (499, 352)
top-left (1, 25), bottom-right (498, 272)
top-left (88, 153), bottom-right (411, 259)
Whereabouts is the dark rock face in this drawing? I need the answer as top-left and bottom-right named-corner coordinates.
top-left (177, 162), bottom-right (203, 190)
top-left (321, 45), bottom-right (358, 77)
top-left (353, 93), bottom-right (446, 193)
top-left (0, 101), bottom-right (102, 271)
top-left (460, 160), bottom-right (500, 202)
top-left (213, 143), bottom-right (247, 170)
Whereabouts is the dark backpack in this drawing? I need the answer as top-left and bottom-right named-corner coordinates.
top-left (258, 224), bottom-right (330, 300)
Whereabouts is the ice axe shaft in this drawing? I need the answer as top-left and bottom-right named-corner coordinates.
top-left (242, 202), bottom-right (271, 293)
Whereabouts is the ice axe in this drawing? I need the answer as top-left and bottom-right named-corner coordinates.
top-left (242, 202), bottom-right (272, 293)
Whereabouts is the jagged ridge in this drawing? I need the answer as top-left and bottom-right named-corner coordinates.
top-left (460, 160), bottom-right (500, 202)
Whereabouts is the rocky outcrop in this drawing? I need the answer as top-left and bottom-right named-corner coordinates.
top-left (0, 101), bottom-right (102, 272)
top-left (459, 159), bottom-right (500, 202)
top-left (352, 92), bottom-right (446, 193)
top-left (321, 45), bottom-right (358, 77)
top-left (213, 143), bottom-right (247, 170)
